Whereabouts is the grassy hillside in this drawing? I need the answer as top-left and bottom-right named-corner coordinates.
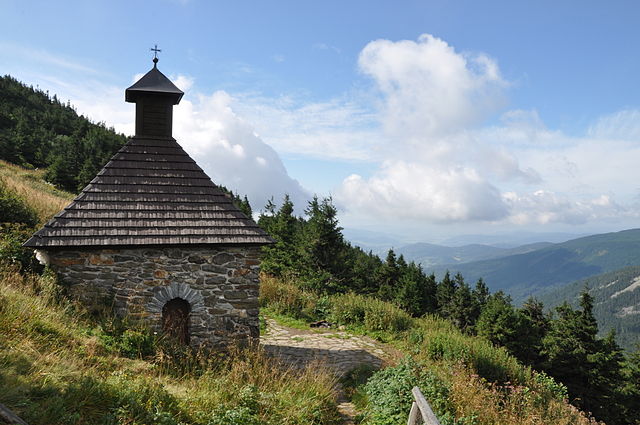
top-left (432, 229), bottom-right (640, 302)
top-left (0, 159), bottom-right (74, 224)
top-left (539, 266), bottom-right (640, 351)
top-left (260, 276), bottom-right (599, 425)
top-left (0, 269), bottom-right (341, 425)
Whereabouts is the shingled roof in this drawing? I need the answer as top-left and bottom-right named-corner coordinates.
top-left (24, 137), bottom-right (273, 248)
top-left (25, 60), bottom-right (273, 248)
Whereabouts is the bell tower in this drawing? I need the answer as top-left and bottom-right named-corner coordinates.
top-left (125, 50), bottom-right (184, 139)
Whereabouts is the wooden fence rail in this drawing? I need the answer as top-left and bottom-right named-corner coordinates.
top-left (407, 386), bottom-right (442, 425)
top-left (0, 402), bottom-right (29, 425)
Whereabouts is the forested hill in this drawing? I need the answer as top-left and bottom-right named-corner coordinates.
top-left (0, 75), bottom-right (128, 192)
top-left (539, 265), bottom-right (640, 350)
top-left (432, 228), bottom-right (640, 302)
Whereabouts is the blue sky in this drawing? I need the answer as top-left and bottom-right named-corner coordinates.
top-left (2, 0), bottom-right (640, 244)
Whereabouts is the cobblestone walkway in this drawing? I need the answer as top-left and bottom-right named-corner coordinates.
top-left (261, 319), bottom-right (400, 424)
top-left (261, 319), bottom-right (394, 375)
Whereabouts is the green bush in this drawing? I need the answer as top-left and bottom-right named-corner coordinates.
top-left (425, 332), bottom-right (527, 385)
top-left (329, 292), bottom-right (367, 325)
top-left (97, 317), bottom-right (158, 359)
top-left (0, 224), bottom-right (41, 272)
top-left (363, 358), bottom-right (455, 425)
top-left (330, 292), bottom-right (413, 333)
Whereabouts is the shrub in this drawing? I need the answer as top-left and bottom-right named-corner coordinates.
top-left (97, 316), bottom-right (158, 359)
top-left (329, 292), bottom-right (367, 325)
top-left (259, 274), bottom-right (318, 320)
top-left (330, 292), bottom-right (413, 333)
top-left (363, 358), bottom-right (456, 425)
top-left (424, 332), bottom-right (527, 385)
top-left (0, 223), bottom-right (41, 272)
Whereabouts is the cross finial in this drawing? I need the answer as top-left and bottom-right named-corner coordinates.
top-left (150, 44), bottom-right (162, 67)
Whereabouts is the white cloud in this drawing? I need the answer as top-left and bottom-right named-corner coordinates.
top-left (339, 160), bottom-right (508, 222)
top-left (232, 94), bottom-right (381, 161)
top-left (332, 34), bottom-right (639, 229)
top-left (587, 109), bottom-right (640, 141)
top-left (503, 191), bottom-right (630, 225)
top-left (335, 34), bottom-right (533, 223)
top-left (358, 34), bottom-right (507, 142)
top-left (173, 90), bottom-right (309, 211)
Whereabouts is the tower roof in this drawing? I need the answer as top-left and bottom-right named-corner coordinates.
top-left (25, 137), bottom-right (273, 248)
top-left (125, 65), bottom-right (184, 104)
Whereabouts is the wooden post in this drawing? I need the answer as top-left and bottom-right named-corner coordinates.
top-left (407, 386), bottom-right (442, 425)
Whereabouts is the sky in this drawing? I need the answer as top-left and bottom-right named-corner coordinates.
top-left (2, 0), bottom-right (640, 245)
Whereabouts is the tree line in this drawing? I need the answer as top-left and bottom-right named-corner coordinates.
top-left (258, 195), bottom-right (640, 425)
top-left (0, 75), bottom-right (128, 192)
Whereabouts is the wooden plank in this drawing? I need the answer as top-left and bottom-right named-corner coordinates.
top-left (411, 387), bottom-right (441, 425)
top-left (0, 402), bottom-right (29, 425)
top-left (407, 401), bottom-right (421, 425)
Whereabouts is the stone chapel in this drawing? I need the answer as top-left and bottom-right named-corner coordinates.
top-left (24, 57), bottom-right (273, 347)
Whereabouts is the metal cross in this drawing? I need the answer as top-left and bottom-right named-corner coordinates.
top-left (150, 44), bottom-right (162, 59)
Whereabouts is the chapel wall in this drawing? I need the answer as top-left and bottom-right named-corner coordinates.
top-left (47, 246), bottom-right (261, 347)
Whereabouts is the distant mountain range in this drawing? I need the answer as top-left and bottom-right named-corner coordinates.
top-left (396, 241), bottom-right (553, 268)
top-left (345, 227), bottom-right (640, 350)
top-left (538, 266), bottom-right (640, 350)
top-left (428, 228), bottom-right (640, 302)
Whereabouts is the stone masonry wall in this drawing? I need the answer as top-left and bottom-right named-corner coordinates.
top-left (45, 246), bottom-right (261, 347)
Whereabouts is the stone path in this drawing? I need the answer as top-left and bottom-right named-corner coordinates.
top-left (261, 319), bottom-right (400, 424)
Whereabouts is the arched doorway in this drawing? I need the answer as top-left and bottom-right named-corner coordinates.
top-left (162, 298), bottom-right (191, 344)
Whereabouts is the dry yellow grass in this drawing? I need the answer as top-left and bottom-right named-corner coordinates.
top-left (446, 364), bottom-right (601, 425)
top-left (0, 160), bottom-right (73, 224)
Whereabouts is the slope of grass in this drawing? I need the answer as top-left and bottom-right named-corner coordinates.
top-left (260, 276), bottom-right (600, 425)
top-left (0, 268), bottom-right (341, 425)
top-left (0, 159), bottom-right (74, 224)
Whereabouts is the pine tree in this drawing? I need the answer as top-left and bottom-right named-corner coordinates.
top-left (297, 196), bottom-right (348, 293)
top-left (517, 297), bottom-right (549, 369)
top-left (436, 271), bottom-right (456, 320)
top-left (543, 291), bottom-right (627, 424)
top-left (258, 195), bottom-right (300, 278)
top-left (476, 291), bottom-right (522, 352)
top-left (377, 249), bottom-right (401, 300)
top-left (395, 262), bottom-right (437, 316)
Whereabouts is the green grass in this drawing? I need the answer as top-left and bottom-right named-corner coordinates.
top-left (0, 268), bottom-right (342, 425)
top-left (260, 275), bottom-right (599, 425)
top-left (0, 160), bottom-right (74, 224)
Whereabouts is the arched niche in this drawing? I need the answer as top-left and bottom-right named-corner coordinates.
top-left (162, 297), bottom-right (191, 344)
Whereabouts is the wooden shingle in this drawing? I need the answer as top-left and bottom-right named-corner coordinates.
top-left (24, 137), bottom-right (274, 248)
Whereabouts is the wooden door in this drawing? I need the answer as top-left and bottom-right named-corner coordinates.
top-left (162, 298), bottom-right (190, 344)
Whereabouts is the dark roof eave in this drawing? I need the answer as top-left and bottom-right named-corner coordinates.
top-left (23, 239), bottom-right (275, 250)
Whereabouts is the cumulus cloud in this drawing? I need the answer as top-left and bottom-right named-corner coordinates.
top-left (340, 160), bottom-right (508, 222)
top-left (336, 34), bottom-right (535, 223)
top-left (333, 34), bottom-right (636, 228)
top-left (173, 90), bottom-right (309, 211)
top-left (358, 34), bottom-right (506, 141)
